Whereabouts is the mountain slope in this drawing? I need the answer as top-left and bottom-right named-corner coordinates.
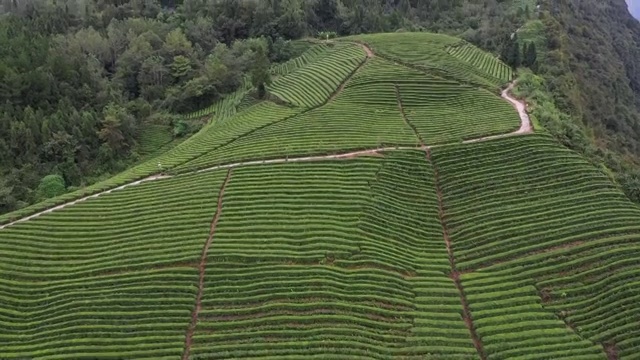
top-left (0, 32), bottom-right (638, 359)
top-left (551, 0), bottom-right (640, 143)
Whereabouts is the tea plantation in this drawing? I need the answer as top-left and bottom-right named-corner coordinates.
top-left (0, 32), bottom-right (636, 359)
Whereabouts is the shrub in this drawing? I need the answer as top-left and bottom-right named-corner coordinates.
top-left (36, 175), bottom-right (66, 201)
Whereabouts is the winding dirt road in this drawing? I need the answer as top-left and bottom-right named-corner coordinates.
top-left (196, 146), bottom-right (419, 174)
top-left (0, 78), bottom-right (531, 230)
top-left (463, 81), bottom-right (532, 144)
top-left (362, 43), bottom-right (374, 58)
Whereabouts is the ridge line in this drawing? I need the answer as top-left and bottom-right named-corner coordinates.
top-left (181, 168), bottom-right (233, 360)
top-left (0, 78), bottom-right (531, 230)
top-left (181, 43), bottom-right (371, 174)
top-left (425, 147), bottom-right (487, 360)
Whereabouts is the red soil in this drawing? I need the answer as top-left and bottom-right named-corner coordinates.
top-left (604, 342), bottom-right (619, 360)
top-left (427, 148), bottom-right (487, 360)
top-left (181, 168), bottom-right (233, 360)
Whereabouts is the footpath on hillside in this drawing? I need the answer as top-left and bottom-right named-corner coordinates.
top-left (464, 82), bottom-right (532, 143)
top-left (0, 69), bottom-right (531, 230)
top-left (328, 43), bottom-right (374, 103)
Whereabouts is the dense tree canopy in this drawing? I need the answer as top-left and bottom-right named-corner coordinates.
top-left (1, 0), bottom-right (640, 213)
top-left (0, 0), bottom-right (527, 214)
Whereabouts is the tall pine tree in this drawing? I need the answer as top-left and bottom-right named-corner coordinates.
top-left (526, 42), bottom-right (538, 70)
top-left (502, 33), bottom-right (522, 69)
top-left (251, 46), bottom-right (272, 99)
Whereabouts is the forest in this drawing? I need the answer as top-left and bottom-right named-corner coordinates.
top-left (1, 0), bottom-right (640, 213)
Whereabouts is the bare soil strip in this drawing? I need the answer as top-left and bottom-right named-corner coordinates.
top-left (0, 147), bottom-right (420, 230)
top-left (196, 146), bottom-right (420, 174)
top-left (426, 147), bottom-right (487, 360)
top-left (181, 168), bottom-right (232, 360)
top-left (0, 77), bottom-right (532, 230)
top-left (327, 43), bottom-right (373, 103)
top-left (604, 342), bottom-right (619, 360)
top-left (361, 43), bottom-right (374, 58)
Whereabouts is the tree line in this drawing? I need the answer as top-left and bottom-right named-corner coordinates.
top-left (502, 33), bottom-right (538, 70)
top-left (0, 0), bottom-right (524, 214)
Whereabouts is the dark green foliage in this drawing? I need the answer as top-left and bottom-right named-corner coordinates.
top-left (2, 0), bottom-right (640, 214)
top-left (522, 0), bottom-right (640, 204)
top-left (501, 33), bottom-right (524, 70)
top-left (35, 174), bottom-right (66, 201)
top-left (538, 0), bottom-right (640, 154)
top-left (525, 42), bottom-right (537, 68)
top-left (251, 46), bottom-right (272, 99)
top-left (173, 119), bottom-right (189, 137)
top-left (269, 37), bottom-right (294, 62)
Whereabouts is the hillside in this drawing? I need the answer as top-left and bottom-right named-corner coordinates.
top-left (1, 32), bottom-right (639, 359)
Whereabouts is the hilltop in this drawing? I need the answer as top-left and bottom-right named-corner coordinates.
top-left (0, 32), bottom-right (639, 360)
top-left (3, 0), bottom-right (640, 215)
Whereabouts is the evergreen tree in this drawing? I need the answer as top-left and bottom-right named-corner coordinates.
top-left (526, 42), bottom-right (538, 70)
top-left (509, 34), bottom-right (521, 69)
top-left (35, 174), bottom-right (66, 201)
top-left (522, 42), bottom-right (529, 67)
top-left (251, 46), bottom-right (272, 99)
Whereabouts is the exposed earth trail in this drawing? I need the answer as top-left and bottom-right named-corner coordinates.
top-left (361, 43), bottom-right (374, 58)
top-left (463, 81), bottom-right (532, 143)
top-left (0, 147), bottom-right (421, 230)
top-left (426, 147), bottom-right (487, 360)
top-left (181, 168), bottom-right (232, 360)
top-left (0, 70), bottom-right (531, 230)
top-left (195, 146), bottom-right (421, 174)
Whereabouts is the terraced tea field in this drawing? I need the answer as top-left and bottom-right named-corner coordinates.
top-left (1, 32), bottom-right (638, 359)
top-left (271, 43), bottom-right (329, 76)
top-left (350, 33), bottom-right (513, 89)
top-left (267, 43), bottom-right (367, 108)
top-left (432, 134), bottom-right (640, 359)
top-left (447, 42), bottom-right (513, 82)
top-left (0, 171), bottom-right (227, 359)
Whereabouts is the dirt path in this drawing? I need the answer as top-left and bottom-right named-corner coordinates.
top-left (181, 168), bottom-right (232, 360)
top-left (0, 174), bottom-right (171, 231)
top-left (0, 79), bottom-right (532, 230)
top-left (361, 43), bottom-right (374, 58)
top-left (463, 81), bottom-right (532, 144)
top-left (426, 147), bottom-right (487, 360)
top-left (604, 342), bottom-right (619, 360)
top-left (327, 43), bottom-right (373, 103)
top-left (0, 147), bottom-right (421, 230)
top-left (195, 146), bottom-right (421, 174)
